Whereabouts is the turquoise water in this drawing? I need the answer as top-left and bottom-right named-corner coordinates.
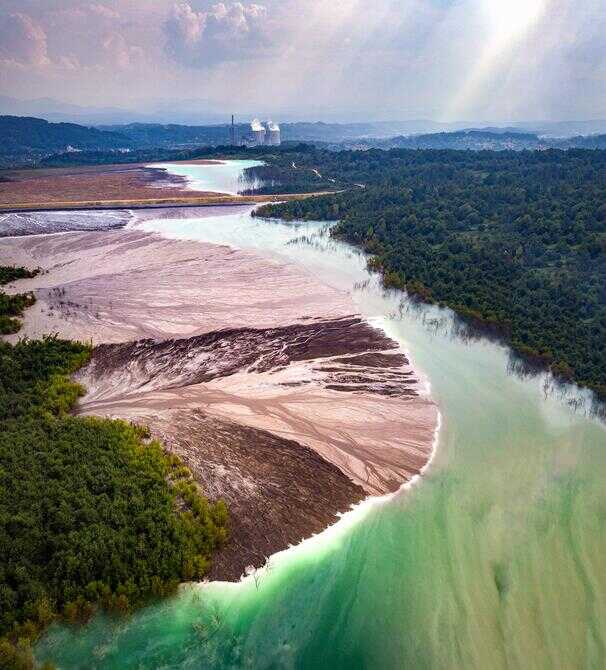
top-left (151, 159), bottom-right (264, 195)
top-left (37, 163), bottom-right (606, 669)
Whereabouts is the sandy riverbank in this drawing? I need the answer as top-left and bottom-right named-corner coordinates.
top-left (1, 210), bottom-right (437, 578)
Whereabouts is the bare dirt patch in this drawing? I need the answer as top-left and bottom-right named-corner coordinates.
top-left (0, 163), bottom-right (215, 206)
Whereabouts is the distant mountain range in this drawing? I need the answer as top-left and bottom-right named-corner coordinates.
top-left (3, 95), bottom-right (606, 136)
top-left (1, 114), bottom-right (606, 169)
top-left (96, 121), bottom-right (421, 146)
top-left (0, 116), bottom-right (134, 166)
top-left (351, 129), bottom-right (606, 151)
top-left (88, 122), bottom-right (606, 151)
top-left (0, 96), bottom-right (142, 126)
top-left (0, 96), bottom-right (231, 126)
top-left (357, 130), bottom-right (545, 151)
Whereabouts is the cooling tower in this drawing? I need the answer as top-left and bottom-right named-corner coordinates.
top-left (251, 119), bottom-right (266, 146)
top-left (267, 121), bottom-right (281, 146)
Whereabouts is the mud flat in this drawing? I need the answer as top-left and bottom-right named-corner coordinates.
top-left (0, 161), bottom-right (335, 213)
top-left (1, 211), bottom-right (437, 578)
top-left (0, 163), bottom-right (215, 207)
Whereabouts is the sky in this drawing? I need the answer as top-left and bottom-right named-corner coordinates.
top-left (0, 0), bottom-right (605, 122)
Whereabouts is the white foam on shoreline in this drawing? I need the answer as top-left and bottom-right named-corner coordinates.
top-left (198, 306), bottom-right (443, 591)
top-left (199, 406), bottom-right (442, 592)
top-left (367, 314), bottom-right (434, 398)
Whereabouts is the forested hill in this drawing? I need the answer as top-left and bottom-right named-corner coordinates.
top-left (0, 116), bottom-right (133, 166)
top-left (255, 149), bottom-right (606, 398)
top-left (372, 130), bottom-right (545, 151)
top-left (339, 131), bottom-right (606, 152)
top-left (4, 115), bottom-right (606, 168)
top-left (561, 134), bottom-right (606, 149)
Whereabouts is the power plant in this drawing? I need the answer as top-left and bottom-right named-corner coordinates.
top-left (250, 118), bottom-right (267, 145)
top-left (226, 117), bottom-right (281, 147)
top-left (266, 121), bottom-right (281, 146)
top-left (247, 119), bottom-right (281, 146)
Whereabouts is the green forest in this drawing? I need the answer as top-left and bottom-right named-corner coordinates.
top-left (255, 149), bottom-right (606, 397)
top-left (0, 267), bottom-right (38, 335)
top-left (0, 268), bottom-right (228, 669)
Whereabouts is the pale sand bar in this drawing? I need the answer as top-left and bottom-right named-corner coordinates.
top-left (1, 214), bottom-right (438, 575)
top-left (1, 223), bottom-right (437, 494)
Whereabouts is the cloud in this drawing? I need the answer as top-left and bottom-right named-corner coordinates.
top-left (0, 0), bottom-right (604, 120)
top-left (0, 12), bottom-right (50, 66)
top-left (90, 4), bottom-right (120, 20)
top-left (42, 2), bottom-right (148, 72)
top-left (165, 2), bottom-right (270, 67)
top-left (0, 5), bottom-right (147, 76)
top-left (102, 32), bottom-right (145, 69)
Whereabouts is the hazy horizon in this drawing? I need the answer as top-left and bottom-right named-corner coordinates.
top-left (3, 94), bottom-right (606, 135)
top-left (1, 1), bottom-right (605, 124)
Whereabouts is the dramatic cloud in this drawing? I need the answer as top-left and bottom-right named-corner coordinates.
top-left (0, 13), bottom-right (49, 66)
top-left (165, 2), bottom-right (270, 66)
top-left (0, 0), bottom-right (604, 121)
top-left (44, 3), bottom-right (149, 71)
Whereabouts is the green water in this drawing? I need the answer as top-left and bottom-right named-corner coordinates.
top-left (36, 164), bottom-right (606, 669)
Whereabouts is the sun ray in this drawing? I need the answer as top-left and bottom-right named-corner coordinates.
top-left (447, 0), bottom-right (548, 119)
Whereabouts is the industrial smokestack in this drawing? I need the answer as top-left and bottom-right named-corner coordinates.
top-left (266, 121), bottom-right (281, 146)
top-left (229, 114), bottom-right (235, 145)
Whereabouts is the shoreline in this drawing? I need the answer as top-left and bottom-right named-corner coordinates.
top-left (0, 192), bottom-right (332, 214)
top-left (0, 162), bottom-right (216, 208)
top-left (211, 408), bottom-right (442, 591)
top-left (0, 159), bottom-right (336, 213)
top-left (1, 207), bottom-right (438, 580)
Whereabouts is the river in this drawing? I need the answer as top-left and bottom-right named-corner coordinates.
top-left (36, 160), bottom-right (606, 669)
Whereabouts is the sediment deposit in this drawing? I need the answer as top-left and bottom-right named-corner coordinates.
top-left (0, 163), bottom-right (211, 207)
top-left (1, 211), bottom-right (437, 577)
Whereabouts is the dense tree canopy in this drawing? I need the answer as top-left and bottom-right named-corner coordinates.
top-left (0, 266), bottom-right (38, 335)
top-left (0, 327), bottom-right (228, 667)
top-left (255, 149), bottom-right (606, 397)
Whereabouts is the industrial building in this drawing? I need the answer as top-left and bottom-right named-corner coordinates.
top-left (266, 121), bottom-right (281, 146)
top-left (247, 119), bottom-right (281, 146)
top-left (250, 119), bottom-right (266, 145)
